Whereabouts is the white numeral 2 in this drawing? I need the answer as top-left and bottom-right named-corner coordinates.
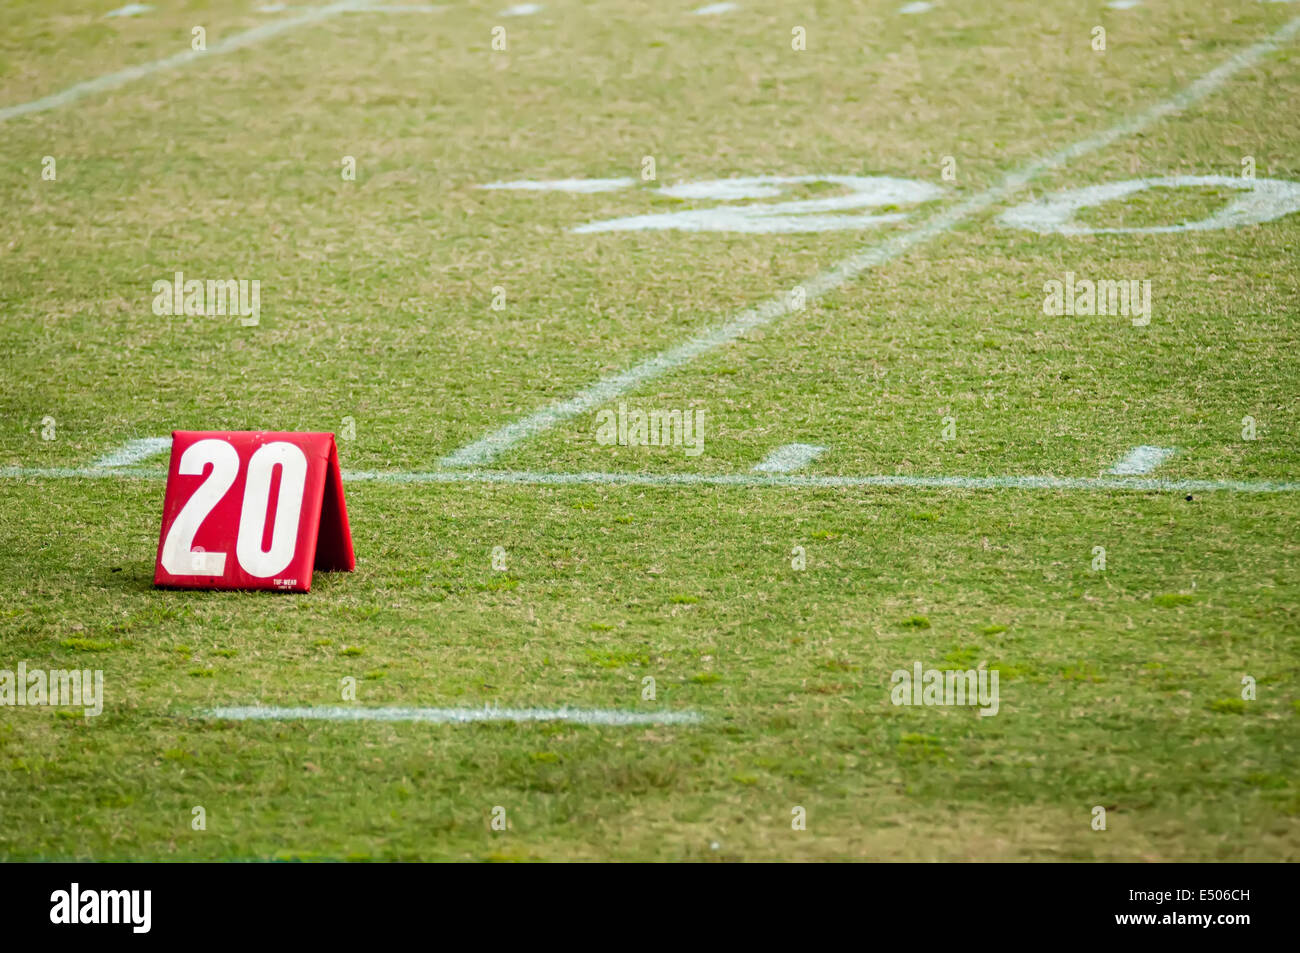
top-left (160, 439), bottom-right (308, 578)
top-left (478, 175), bottom-right (943, 234)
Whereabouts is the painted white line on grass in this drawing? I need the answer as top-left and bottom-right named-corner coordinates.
top-left (350, 469), bottom-right (1300, 494)
top-left (500, 3), bottom-right (542, 15)
top-left (0, 0), bottom-right (375, 124)
top-left (254, 3), bottom-right (443, 11)
top-left (204, 706), bottom-right (703, 725)
top-left (478, 178), bottom-right (635, 193)
top-left (1107, 0), bottom-right (1142, 9)
top-left (0, 466), bottom-right (164, 481)
top-left (899, 2), bottom-right (934, 14)
top-left (0, 464), bottom-right (1296, 492)
top-left (693, 3), bottom-right (739, 14)
top-left (104, 3), bottom-right (153, 17)
top-left (753, 443), bottom-right (826, 473)
top-left (439, 16), bottom-right (1300, 468)
top-left (90, 437), bottom-right (172, 469)
top-left (1108, 445), bottom-right (1175, 475)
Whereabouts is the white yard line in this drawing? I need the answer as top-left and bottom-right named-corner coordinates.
top-left (5, 465), bottom-right (1292, 494)
top-left (439, 16), bottom-right (1300, 469)
top-left (0, 0), bottom-right (375, 124)
top-left (753, 443), bottom-right (826, 473)
top-left (1108, 445), bottom-right (1176, 475)
top-left (204, 706), bottom-right (703, 725)
top-left (90, 437), bottom-right (172, 469)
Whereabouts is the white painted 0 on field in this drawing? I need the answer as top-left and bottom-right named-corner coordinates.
top-left (998, 176), bottom-right (1300, 234)
top-left (91, 437), bottom-right (172, 469)
top-left (1108, 446), bottom-right (1176, 475)
top-left (205, 706), bottom-right (703, 725)
top-left (440, 16), bottom-right (1300, 469)
top-left (753, 444), bottom-right (827, 473)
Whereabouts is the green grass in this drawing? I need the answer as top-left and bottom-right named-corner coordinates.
top-left (0, 0), bottom-right (1298, 860)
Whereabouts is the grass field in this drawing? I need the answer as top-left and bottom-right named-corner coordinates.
top-left (1, 0), bottom-right (1298, 861)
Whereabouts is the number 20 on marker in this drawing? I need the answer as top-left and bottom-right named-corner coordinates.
top-left (153, 431), bottom-right (354, 592)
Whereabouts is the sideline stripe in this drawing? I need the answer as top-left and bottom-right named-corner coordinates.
top-left (90, 437), bottom-right (172, 469)
top-left (439, 16), bottom-right (1300, 468)
top-left (1108, 445), bottom-right (1176, 475)
top-left (0, 0), bottom-right (375, 123)
top-left (347, 469), bottom-right (1300, 493)
top-left (204, 706), bottom-right (703, 725)
top-left (3, 465), bottom-right (1294, 493)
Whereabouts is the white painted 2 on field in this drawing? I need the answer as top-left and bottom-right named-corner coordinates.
top-left (477, 175), bottom-right (944, 233)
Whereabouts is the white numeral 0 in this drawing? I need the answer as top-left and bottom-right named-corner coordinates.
top-left (237, 442), bottom-right (308, 577)
top-left (160, 439), bottom-right (308, 579)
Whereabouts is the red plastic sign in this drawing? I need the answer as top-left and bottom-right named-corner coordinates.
top-left (153, 431), bottom-right (355, 592)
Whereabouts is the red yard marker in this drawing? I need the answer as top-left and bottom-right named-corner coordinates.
top-left (153, 431), bottom-right (354, 592)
